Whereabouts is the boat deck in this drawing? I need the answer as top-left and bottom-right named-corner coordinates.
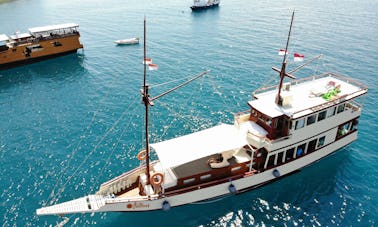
top-left (172, 153), bottom-right (244, 179)
top-left (250, 73), bottom-right (368, 119)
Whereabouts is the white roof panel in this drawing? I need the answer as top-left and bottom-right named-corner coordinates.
top-left (0, 34), bottom-right (9, 42)
top-left (250, 74), bottom-right (367, 119)
top-left (9, 33), bottom-right (31, 40)
top-left (29, 23), bottom-right (79, 34)
top-left (150, 124), bottom-right (248, 168)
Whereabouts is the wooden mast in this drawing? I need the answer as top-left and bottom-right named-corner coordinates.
top-left (272, 11), bottom-right (296, 106)
top-left (141, 18), bottom-right (209, 187)
top-left (142, 17), bottom-right (153, 185)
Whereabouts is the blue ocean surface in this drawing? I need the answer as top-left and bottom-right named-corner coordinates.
top-left (0, 0), bottom-right (377, 226)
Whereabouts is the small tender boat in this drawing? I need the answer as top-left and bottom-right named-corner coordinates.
top-left (114, 37), bottom-right (139, 45)
top-left (191, 0), bottom-right (220, 11)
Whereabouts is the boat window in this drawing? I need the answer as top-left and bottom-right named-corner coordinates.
top-left (267, 154), bottom-right (276, 167)
top-left (318, 111), bottom-right (326, 121)
top-left (183, 178), bottom-right (195, 185)
top-left (338, 122), bottom-right (351, 137)
top-left (295, 118), bottom-right (305, 130)
top-left (307, 139), bottom-right (317, 153)
top-left (231, 166), bottom-right (242, 172)
top-left (351, 118), bottom-right (359, 130)
top-left (200, 174), bottom-right (211, 181)
top-left (307, 114), bottom-right (316, 126)
top-left (317, 136), bottom-right (326, 148)
top-left (285, 148), bottom-right (295, 161)
top-left (276, 152), bottom-right (284, 165)
top-left (296, 143), bottom-right (306, 157)
top-left (267, 118), bottom-right (272, 126)
top-left (337, 103), bottom-right (345, 114)
top-left (327, 107), bottom-right (336, 118)
top-left (52, 41), bottom-right (62, 47)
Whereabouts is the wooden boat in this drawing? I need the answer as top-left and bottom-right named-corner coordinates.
top-left (0, 23), bottom-right (83, 70)
top-left (114, 37), bottom-right (139, 45)
top-left (191, 0), bottom-right (220, 11)
top-left (36, 13), bottom-right (368, 217)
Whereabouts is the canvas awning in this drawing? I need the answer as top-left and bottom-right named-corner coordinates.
top-left (150, 124), bottom-right (248, 168)
top-left (0, 34), bottom-right (9, 42)
top-left (29, 23), bottom-right (79, 34)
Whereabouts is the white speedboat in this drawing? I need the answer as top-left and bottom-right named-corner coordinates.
top-left (114, 37), bottom-right (139, 45)
top-left (37, 13), bottom-right (368, 217)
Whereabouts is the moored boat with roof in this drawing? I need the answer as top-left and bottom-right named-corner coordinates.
top-left (0, 23), bottom-right (83, 69)
top-left (36, 13), bottom-right (368, 217)
top-left (191, 0), bottom-right (220, 11)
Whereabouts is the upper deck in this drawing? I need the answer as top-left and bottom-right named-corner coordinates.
top-left (249, 73), bottom-right (368, 119)
top-left (28, 23), bottom-right (79, 35)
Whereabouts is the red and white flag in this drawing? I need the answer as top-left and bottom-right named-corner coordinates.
top-left (293, 53), bottom-right (304, 62)
top-left (148, 63), bottom-right (158, 70)
top-left (143, 58), bottom-right (152, 65)
top-left (278, 49), bottom-right (288, 55)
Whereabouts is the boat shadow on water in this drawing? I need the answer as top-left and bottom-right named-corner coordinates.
top-left (0, 53), bottom-right (86, 89)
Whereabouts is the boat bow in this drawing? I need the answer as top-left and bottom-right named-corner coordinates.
top-left (36, 195), bottom-right (106, 216)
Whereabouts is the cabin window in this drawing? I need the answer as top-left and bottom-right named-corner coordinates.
top-left (267, 155), bottom-right (276, 167)
top-left (285, 148), bottom-right (295, 161)
top-left (307, 114), bottom-right (316, 126)
top-left (296, 143), bottom-right (306, 157)
top-left (318, 111), bottom-right (326, 121)
top-left (200, 174), bottom-right (211, 181)
top-left (307, 139), bottom-right (317, 153)
top-left (52, 41), bottom-right (62, 47)
top-left (338, 122), bottom-right (351, 137)
top-left (267, 118), bottom-right (272, 126)
top-left (295, 118), bottom-right (305, 130)
top-left (231, 166), bottom-right (242, 172)
top-left (183, 178), bottom-right (195, 185)
top-left (327, 107), bottom-right (336, 118)
top-left (351, 118), bottom-right (359, 130)
top-left (276, 152), bottom-right (284, 165)
top-left (317, 136), bottom-right (326, 148)
top-left (337, 104), bottom-right (345, 114)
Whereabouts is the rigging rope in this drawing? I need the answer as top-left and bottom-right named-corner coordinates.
top-left (46, 92), bottom-right (140, 205)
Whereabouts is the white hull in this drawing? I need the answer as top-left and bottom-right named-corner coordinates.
top-left (114, 38), bottom-right (139, 45)
top-left (37, 131), bottom-right (356, 215)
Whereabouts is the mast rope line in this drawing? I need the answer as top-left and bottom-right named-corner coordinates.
top-left (150, 73), bottom-right (234, 144)
top-left (147, 72), bottom-right (208, 142)
top-left (45, 94), bottom-right (140, 205)
top-left (93, 95), bottom-right (141, 190)
top-left (45, 109), bottom-right (100, 205)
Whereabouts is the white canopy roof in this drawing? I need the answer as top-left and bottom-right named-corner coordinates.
top-left (0, 34), bottom-right (9, 42)
top-left (10, 33), bottom-right (31, 40)
top-left (150, 124), bottom-right (248, 168)
top-left (29, 23), bottom-right (79, 34)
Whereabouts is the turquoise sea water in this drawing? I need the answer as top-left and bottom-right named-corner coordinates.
top-left (0, 0), bottom-right (377, 226)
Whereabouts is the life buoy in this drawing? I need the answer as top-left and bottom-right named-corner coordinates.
top-left (137, 150), bottom-right (147, 161)
top-left (150, 172), bottom-right (164, 186)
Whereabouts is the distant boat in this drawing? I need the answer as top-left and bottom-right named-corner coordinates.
top-left (191, 0), bottom-right (220, 10)
top-left (114, 37), bottom-right (139, 45)
top-left (0, 23), bottom-right (83, 70)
